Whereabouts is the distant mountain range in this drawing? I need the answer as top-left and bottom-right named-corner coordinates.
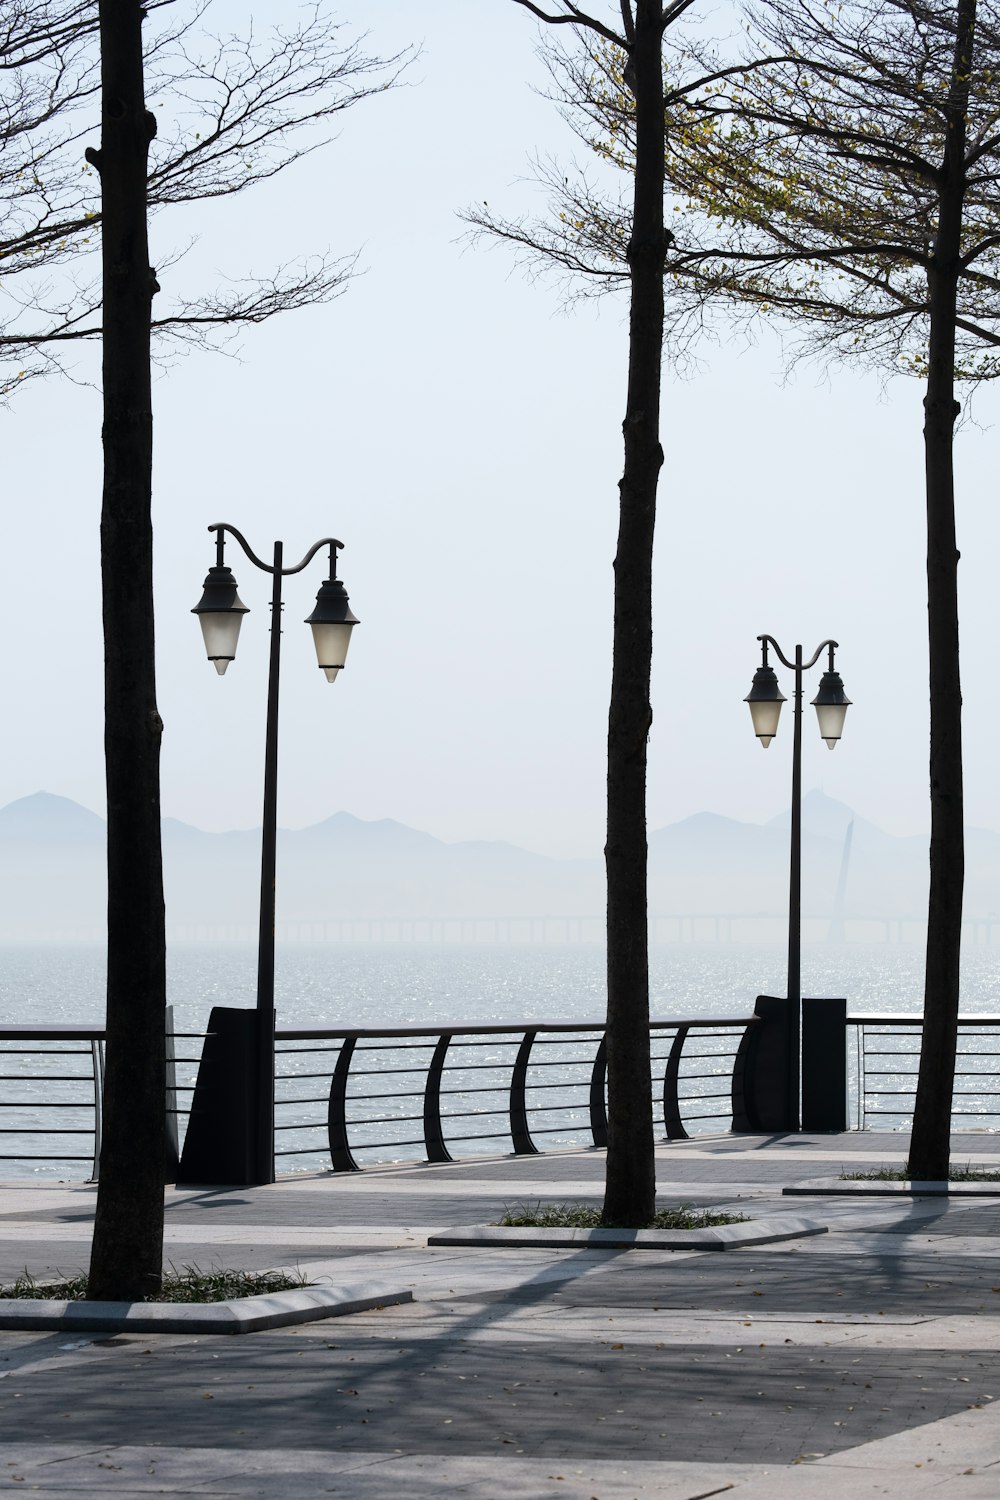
top-left (0, 789), bottom-right (997, 941)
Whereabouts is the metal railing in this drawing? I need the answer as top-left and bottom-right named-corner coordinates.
top-left (0, 1014), bottom-right (756, 1180)
top-left (14, 1007), bottom-right (1000, 1180)
top-left (0, 1024), bottom-right (105, 1179)
top-left (849, 1014), bottom-right (1000, 1130)
top-left (273, 1016), bottom-right (756, 1171)
top-left (0, 1012), bottom-right (206, 1181)
top-left (0, 1014), bottom-right (757, 1179)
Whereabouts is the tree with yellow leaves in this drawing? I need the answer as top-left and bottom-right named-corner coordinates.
top-left (477, 0), bottom-right (993, 1178)
top-left (492, 0), bottom-right (700, 1228)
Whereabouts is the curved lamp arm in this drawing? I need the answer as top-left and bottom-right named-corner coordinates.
top-left (758, 635), bottom-right (839, 673)
top-left (209, 523), bottom-right (345, 577)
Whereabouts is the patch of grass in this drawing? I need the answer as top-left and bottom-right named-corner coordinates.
top-left (0, 1265), bottom-right (310, 1303)
top-left (840, 1162), bottom-right (1000, 1182)
top-left (496, 1201), bottom-right (747, 1229)
top-left (157, 1266), bottom-right (309, 1303)
top-left (0, 1271), bottom-right (89, 1301)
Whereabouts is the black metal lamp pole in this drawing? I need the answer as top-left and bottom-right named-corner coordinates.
top-left (193, 523), bottom-right (358, 1184)
top-left (744, 636), bottom-right (850, 1130)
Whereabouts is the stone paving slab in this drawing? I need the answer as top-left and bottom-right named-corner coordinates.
top-left (731, 1469), bottom-right (998, 1497)
top-left (731, 1399), bottom-right (1000, 1497)
top-left (0, 1443), bottom-right (769, 1498)
top-left (0, 1441), bottom-right (993, 1499)
top-left (763, 1230), bottom-right (1000, 1258)
top-left (331, 1298), bottom-right (1000, 1352)
top-left (802, 1397), bottom-right (1000, 1472)
top-left (433, 1246), bottom-right (1000, 1315)
top-left (0, 1238), bottom-right (380, 1286)
top-left (876, 1204), bottom-right (1000, 1234)
top-left (2, 1311), bottom-right (995, 1465)
top-left (0, 1223), bottom-right (428, 1247)
top-left (393, 1134), bottom-right (1000, 1178)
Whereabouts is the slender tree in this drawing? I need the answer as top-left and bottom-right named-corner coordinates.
top-left (86, 0), bottom-right (163, 1301)
top-left (498, 0), bottom-right (695, 1226)
top-left (482, 0), bottom-right (998, 1178)
top-left (37, 0), bottom-right (400, 1299)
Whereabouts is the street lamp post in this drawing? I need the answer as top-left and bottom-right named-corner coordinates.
top-left (744, 636), bottom-right (850, 1130)
top-left (192, 523), bottom-right (359, 1184)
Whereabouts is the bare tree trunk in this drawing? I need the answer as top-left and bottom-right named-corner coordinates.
top-left (907, 0), bottom-right (973, 1183)
top-left (87, 0), bottom-right (165, 1302)
top-left (601, 0), bottom-right (665, 1228)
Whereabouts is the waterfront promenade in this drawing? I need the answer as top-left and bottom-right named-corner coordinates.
top-left (1, 1131), bottom-right (999, 1496)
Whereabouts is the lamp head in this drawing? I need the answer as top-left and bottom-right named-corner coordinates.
top-left (812, 669), bottom-right (851, 748)
top-left (744, 663), bottom-right (786, 748)
top-left (305, 557), bottom-right (358, 683)
top-left (191, 565), bottom-right (249, 675)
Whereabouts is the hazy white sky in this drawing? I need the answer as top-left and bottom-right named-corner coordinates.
top-left (2, 0), bottom-right (997, 858)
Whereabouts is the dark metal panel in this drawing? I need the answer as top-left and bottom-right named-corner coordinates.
top-left (736, 996), bottom-right (795, 1133)
top-left (802, 996), bottom-right (848, 1131)
top-left (176, 1006), bottom-right (259, 1186)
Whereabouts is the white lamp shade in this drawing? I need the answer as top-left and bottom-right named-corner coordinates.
top-left (811, 668), bottom-right (851, 748)
top-left (310, 619), bottom-right (355, 678)
top-left (815, 701), bottom-right (849, 747)
top-left (198, 610), bottom-right (245, 667)
top-left (748, 698), bottom-right (783, 744)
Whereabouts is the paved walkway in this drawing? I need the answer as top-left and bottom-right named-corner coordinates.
top-left (1, 1132), bottom-right (1000, 1496)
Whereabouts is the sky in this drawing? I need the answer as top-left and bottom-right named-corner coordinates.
top-left (2, 0), bottom-right (998, 860)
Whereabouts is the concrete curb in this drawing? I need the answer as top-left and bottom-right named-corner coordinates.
top-left (784, 1176), bottom-right (1000, 1198)
top-left (0, 1282), bottom-right (412, 1335)
top-left (427, 1216), bottom-right (829, 1251)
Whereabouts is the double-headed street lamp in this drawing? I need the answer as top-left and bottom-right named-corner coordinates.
top-left (744, 636), bottom-right (850, 1130)
top-left (192, 523), bottom-right (359, 1184)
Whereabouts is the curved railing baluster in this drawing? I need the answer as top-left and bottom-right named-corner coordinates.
top-left (423, 1034), bottom-right (454, 1163)
top-left (327, 1036), bottom-right (360, 1171)
top-left (663, 1025), bottom-right (690, 1140)
top-left (510, 1030), bottom-right (539, 1154)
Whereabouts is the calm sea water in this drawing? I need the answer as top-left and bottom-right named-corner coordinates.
top-left (3, 938), bottom-right (997, 1035)
top-left (2, 941), bottom-right (998, 1180)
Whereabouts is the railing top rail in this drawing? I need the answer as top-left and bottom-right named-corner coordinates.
top-left (0, 1025), bottom-right (106, 1041)
top-left (847, 1013), bottom-right (1000, 1026)
top-left (275, 1015), bottom-right (759, 1041)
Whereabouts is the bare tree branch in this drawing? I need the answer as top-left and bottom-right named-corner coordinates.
top-left (0, 1), bottom-right (409, 389)
top-left (662, 0), bottom-right (698, 30)
top-left (508, 0), bottom-right (627, 48)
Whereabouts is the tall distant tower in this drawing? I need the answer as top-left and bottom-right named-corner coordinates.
top-left (828, 819), bottom-right (854, 943)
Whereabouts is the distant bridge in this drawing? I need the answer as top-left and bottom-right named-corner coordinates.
top-left (160, 912), bottom-right (1000, 945)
